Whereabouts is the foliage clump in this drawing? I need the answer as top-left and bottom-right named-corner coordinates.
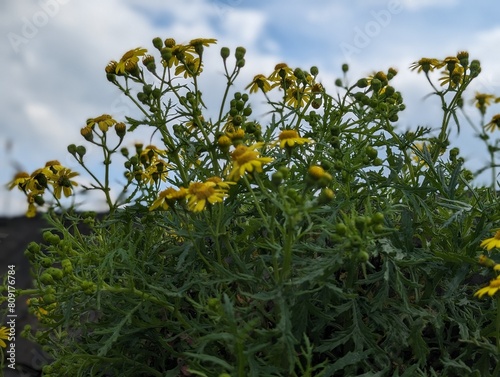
top-left (4, 38), bottom-right (500, 376)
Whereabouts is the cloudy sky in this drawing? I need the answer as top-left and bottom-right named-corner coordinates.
top-left (2, 0), bottom-right (500, 216)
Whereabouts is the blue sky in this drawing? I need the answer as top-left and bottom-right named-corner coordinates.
top-left (1, 0), bottom-right (500, 216)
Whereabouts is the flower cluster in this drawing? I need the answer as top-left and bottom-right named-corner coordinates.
top-left (246, 62), bottom-right (323, 109)
top-left (7, 161), bottom-right (78, 217)
top-left (410, 51), bottom-right (481, 89)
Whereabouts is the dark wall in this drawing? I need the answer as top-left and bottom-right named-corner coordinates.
top-left (1, 215), bottom-right (50, 377)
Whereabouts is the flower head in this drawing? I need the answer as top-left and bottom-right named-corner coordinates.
top-left (285, 85), bottom-right (311, 108)
top-left (186, 181), bottom-right (228, 212)
top-left (246, 74), bottom-right (271, 94)
top-left (473, 92), bottom-right (497, 115)
top-left (475, 277), bottom-right (500, 298)
top-left (7, 171), bottom-right (31, 191)
top-left (149, 187), bottom-right (187, 211)
top-left (409, 58), bottom-right (444, 73)
top-left (228, 143), bottom-right (273, 181)
top-left (480, 229), bottom-right (500, 251)
top-left (275, 129), bottom-right (313, 149)
top-left (115, 47), bottom-right (147, 74)
top-left (86, 114), bottom-right (118, 132)
top-left (0, 326), bottom-right (9, 348)
top-left (47, 167), bottom-right (79, 199)
top-left (485, 114), bottom-right (500, 133)
top-left (268, 63), bottom-right (294, 82)
top-left (189, 38), bottom-right (217, 55)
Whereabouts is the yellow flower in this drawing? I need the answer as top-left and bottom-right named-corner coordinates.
top-left (475, 277), bottom-right (500, 298)
top-left (26, 194), bottom-right (38, 218)
top-left (0, 326), bottom-right (9, 348)
top-left (164, 44), bottom-right (195, 68)
top-left (228, 143), bottom-right (273, 181)
top-left (276, 129), bottom-right (313, 149)
top-left (7, 171), bottom-right (31, 191)
top-left (140, 145), bottom-right (166, 167)
top-left (47, 167), bottom-right (79, 199)
top-left (86, 114), bottom-right (117, 132)
top-left (149, 187), bottom-right (187, 211)
top-left (175, 53), bottom-right (203, 77)
top-left (115, 47), bottom-right (147, 74)
top-left (473, 92), bottom-right (497, 115)
top-left (189, 38), bottom-right (217, 55)
top-left (246, 74), bottom-right (271, 94)
top-left (285, 86), bottom-right (311, 108)
top-left (409, 58), bottom-right (444, 73)
top-left (143, 160), bottom-right (169, 184)
top-left (485, 114), bottom-right (500, 133)
top-left (268, 63), bottom-right (294, 82)
top-left (438, 65), bottom-right (464, 88)
top-left (186, 181), bottom-right (228, 212)
top-left (27, 298), bottom-right (52, 319)
top-left (206, 176), bottom-right (235, 190)
top-left (480, 229), bottom-right (500, 251)
top-left (189, 38), bottom-right (217, 48)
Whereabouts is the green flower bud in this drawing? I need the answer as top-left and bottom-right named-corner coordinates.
top-left (46, 267), bottom-right (63, 281)
top-left (43, 294), bottom-right (56, 304)
top-left (115, 122), bottom-right (127, 138)
top-left (334, 78), bottom-right (343, 87)
top-left (160, 47), bottom-right (173, 62)
top-left (236, 58), bottom-right (245, 68)
top-left (365, 146), bottom-right (378, 160)
top-left (357, 250), bottom-right (369, 263)
top-left (41, 257), bottom-right (53, 268)
top-left (310, 66), bottom-right (319, 76)
top-left (356, 78), bottom-right (368, 88)
top-left (318, 188), bottom-right (335, 205)
top-left (220, 47), bottom-right (230, 59)
top-left (370, 78), bottom-right (382, 92)
top-left (62, 259), bottom-right (73, 275)
top-left (27, 242), bottom-right (41, 253)
top-left (371, 212), bottom-right (384, 225)
top-left (76, 145), bottom-right (86, 158)
top-left (384, 86), bottom-right (395, 97)
top-left (243, 107), bottom-right (252, 116)
top-left (235, 46), bottom-right (246, 60)
top-left (271, 171), bottom-right (284, 187)
top-left (34, 195), bottom-right (44, 206)
top-left (152, 37), bottom-right (163, 50)
top-left (335, 223), bottom-right (347, 236)
top-left (40, 273), bottom-right (55, 285)
top-left (294, 68), bottom-right (305, 80)
top-left (67, 144), bottom-right (77, 155)
top-left (341, 63), bottom-right (349, 73)
top-left (278, 166), bottom-right (290, 179)
top-left (470, 59), bottom-right (481, 78)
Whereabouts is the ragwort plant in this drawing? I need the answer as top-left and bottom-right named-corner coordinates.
top-left (4, 37), bottom-right (500, 376)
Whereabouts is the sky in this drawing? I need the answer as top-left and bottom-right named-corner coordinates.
top-left (1, 0), bottom-right (500, 216)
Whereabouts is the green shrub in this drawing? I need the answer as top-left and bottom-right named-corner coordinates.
top-left (4, 38), bottom-right (500, 376)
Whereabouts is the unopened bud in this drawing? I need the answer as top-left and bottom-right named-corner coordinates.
top-left (152, 37), bottom-right (163, 50)
top-left (220, 47), bottom-right (230, 59)
top-left (235, 46), bottom-right (246, 60)
top-left (80, 127), bottom-right (93, 141)
top-left (115, 122), bottom-right (127, 138)
top-left (76, 146), bottom-right (86, 158)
